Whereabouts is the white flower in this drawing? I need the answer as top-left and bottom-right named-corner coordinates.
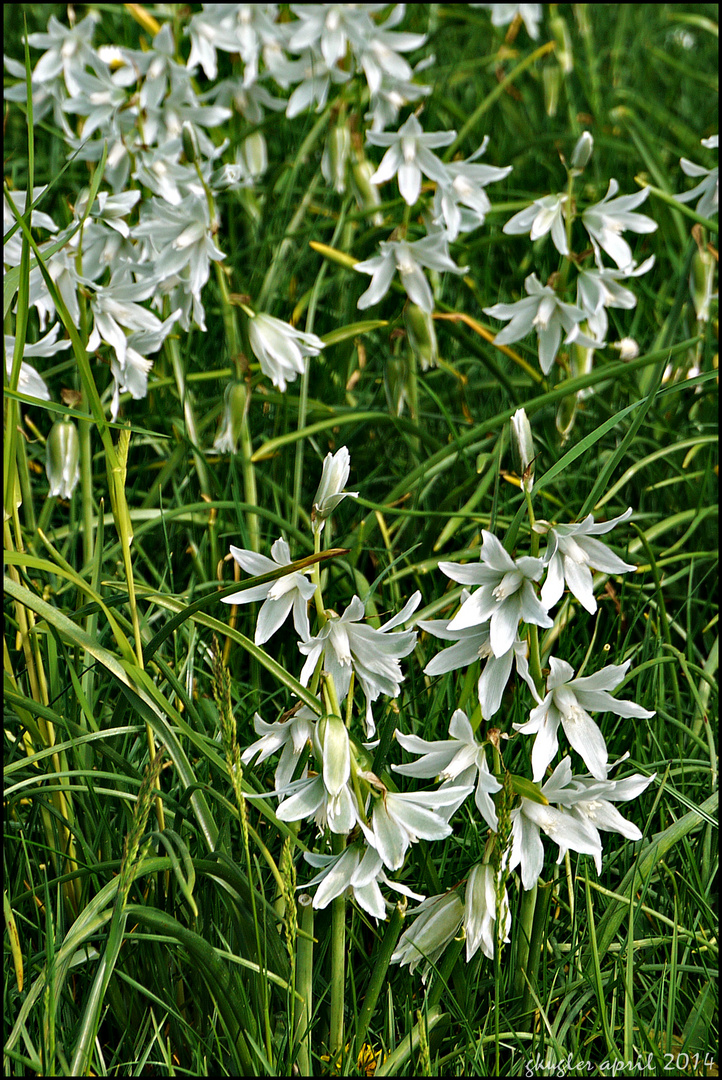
top-left (433, 136), bottom-right (512, 241)
top-left (361, 785), bottom-right (473, 871)
top-left (420, 602), bottom-right (534, 719)
top-left (558, 769), bottom-right (656, 871)
top-left (356, 233), bottom-right (468, 314)
top-left (240, 707), bottom-right (315, 792)
top-left (484, 273), bottom-right (601, 375)
top-left (464, 863), bottom-right (511, 962)
top-left (508, 759), bottom-right (603, 890)
top-left (391, 891), bottom-right (465, 980)
top-left (611, 338), bottom-right (640, 361)
top-left (582, 180), bottom-right (657, 270)
top-left (503, 193), bottom-right (569, 255)
top-left (311, 446), bottom-right (359, 532)
top-left (355, 9), bottom-right (427, 97)
top-left (298, 592), bottom-right (420, 736)
top-left (393, 709), bottom-right (501, 831)
top-left (473, 4), bottom-right (543, 39)
top-left (26, 13), bottom-right (99, 97)
top-left (514, 656), bottom-right (655, 782)
top-left (536, 507), bottom-right (636, 615)
top-left (367, 113), bottom-right (454, 207)
top-left (274, 772), bottom-right (361, 835)
top-left (303, 844), bottom-right (424, 921)
top-left (5, 324), bottom-right (71, 401)
top-left (222, 537), bottom-right (317, 644)
top-left (247, 312), bottom-right (325, 392)
top-left (45, 420), bottom-right (80, 499)
top-left (439, 531), bottom-right (552, 658)
top-left (675, 135), bottom-right (718, 219)
top-left (576, 257), bottom-right (655, 342)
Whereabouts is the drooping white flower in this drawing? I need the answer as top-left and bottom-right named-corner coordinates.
top-left (298, 592), bottom-right (420, 736)
top-left (45, 419), bottom-right (80, 498)
top-left (508, 758), bottom-right (603, 890)
top-left (439, 531), bottom-right (552, 658)
top-left (535, 507), bottom-right (636, 615)
top-left (393, 709), bottom-right (501, 831)
top-left (674, 135), bottom-right (718, 219)
top-left (576, 257), bottom-right (655, 343)
top-left (367, 113), bottom-right (454, 207)
top-left (4, 324), bottom-right (71, 401)
top-left (361, 784), bottom-right (473, 871)
top-left (484, 273), bottom-right (602, 375)
top-left (247, 312), bottom-right (325, 392)
top-left (582, 180), bottom-right (657, 270)
top-left (419, 595), bottom-right (536, 719)
top-left (303, 844), bottom-right (424, 921)
top-left (556, 769), bottom-right (656, 871)
top-left (222, 537), bottom-right (317, 644)
top-left (514, 656), bottom-right (655, 781)
top-left (240, 707), bottom-right (316, 792)
top-left (274, 771), bottom-right (362, 835)
top-left (433, 136), bottom-right (513, 241)
top-left (503, 193), bottom-right (570, 255)
top-left (355, 233), bottom-right (468, 314)
top-left (311, 446), bottom-right (359, 533)
top-left (464, 863), bottom-right (511, 962)
top-left (391, 891), bottom-right (465, 980)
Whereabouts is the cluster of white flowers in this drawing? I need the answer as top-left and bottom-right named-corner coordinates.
top-left (220, 439), bottom-right (655, 976)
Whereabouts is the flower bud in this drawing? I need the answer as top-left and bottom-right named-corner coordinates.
top-left (351, 157), bottom-right (384, 227)
top-left (550, 11), bottom-right (573, 74)
top-left (690, 245), bottom-right (715, 322)
top-left (542, 65), bottom-right (561, 118)
top-left (239, 131), bottom-right (267, 180)
top-left (511, 407), bottom-right (535, 492)
top-left (46, 419), bottom-right (80, 498)
top-left (181, 120), bottom-right (200, 165)
top-left (322, 120), bottom-right (351, 194)
top-left (213, 380), bottom-right (249, 454)
top-left (404, 302), bottom-right (438, 371)
top-left (391, 892), bottom-right (464, 979)
top-left (611, 337), bottom-right (640, 361)
top-left (316, 713), bottom-right (351, 797)
top-left (571, 131), bottom-right (594, 172)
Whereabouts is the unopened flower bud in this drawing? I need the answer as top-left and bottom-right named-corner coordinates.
top-left (543, 65), bottom-right (561, 118)
top-left (571, 131), bottom-right (594, 172)
top-left (322, 121), bottom-right (351, 194)
top-left (404, 302), bottom-right (438, 371)
top-left (239, 131), bottom-right (267, 180)
top-left (351, 157), bottom-right (384, 226)
top-left (181, 120), bottom-right (200, 165)
top-left (511, 407), bottom-right (535, 492)
top-left (213, 381), bottom-right (249, 454)
top-left (316, 713), bottom-right (351, 797)
top-left (46, 419), bottom-right (80, 498)
top-left (689, 245), bottom-right (716, 322)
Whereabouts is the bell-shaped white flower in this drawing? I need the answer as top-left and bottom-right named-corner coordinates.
top-left (241, 707), bottom-right (316, 792)
top-left (303, 844), bottom-right (424, 921)
top-left (298, 592), bottom-right (420, 737)
top-left (392, 709), bottom-right (501, 831)
top-left (464, 863), bottom-right (511, 962)
top-left (536, 507), bottom-right (636, 615)
top-left (582, 180), bottom-right (657, 270)
top-left (674, 135), bottom-right (718, 219)
top-left (508, 758), bottom-right (603, 891)
top-left (222, 538), bottom-right (316, 644)
top-left (439, 531), bottom-right (552, 658)
top-left (311, 446), bottom-right (358, 533)
top-left (247, 312), bottom-right (325, 392)
top-left (503, 193), bottom-right (569, 255)
top-left (514, 656), bottom-right (655, 781)
top-left (558, 769), bottom-right (656, 869)
top-left (360, 785), bottom-right (473, 871)
top-left (419, 593), bottom-right (537, 719)
top-left (391, 891), bottom-right (465, 980)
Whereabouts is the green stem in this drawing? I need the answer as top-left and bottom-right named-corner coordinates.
top-left (329, 832), bottom-right (346, 1063)
top-left (512, 881), bottom-right (536, 1001)
top-left (354, 902), bottom-right (405, 1058)
top-left (294, 894), bottom-right (314, 1076)
top-left (520, 879), bottom-right (553, 1018)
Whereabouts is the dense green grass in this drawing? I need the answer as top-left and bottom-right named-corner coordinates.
top-left (4, 4), bottom-right (718, 1076)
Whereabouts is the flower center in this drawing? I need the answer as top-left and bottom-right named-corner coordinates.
top-left (492, 570), bottom-right (522, 602)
